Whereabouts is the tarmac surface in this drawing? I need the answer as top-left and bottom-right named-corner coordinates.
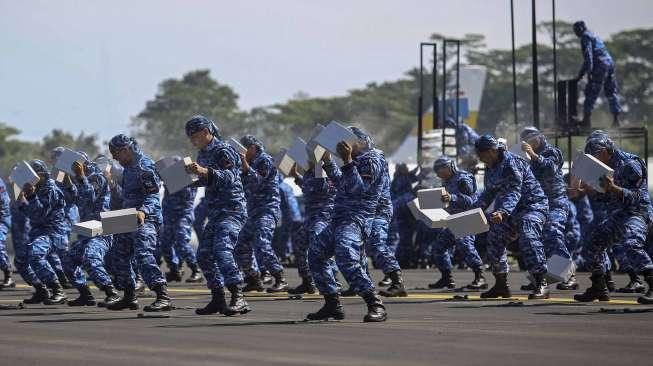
top-left (0, 269), bottom-right (652, 366)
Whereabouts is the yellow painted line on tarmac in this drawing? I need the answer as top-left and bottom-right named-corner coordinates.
top-left (10, 284), bottom-right (641, 305)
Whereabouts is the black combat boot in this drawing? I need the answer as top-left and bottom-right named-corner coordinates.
top-left (556, 274), bottom-right (579, 290)
top-left (0, 270), bottom-right (15, 290)
top-left (266, 271), bottom-right (289, 293)
top-left (185, 263), bottom-right (203, 283)
top-left (23, 284), bottom-right (50, 304)
top-left (44, 282), bottom-right (68, 305)
top-left (225, 284), bottom-right (251, 315)
top-left (377, 274), bottom-right (392, 287)
top-left (617, 271), bottom-right (646, 293)
top-left (379, 271), bottom-right (407, 297)
top-left (574, 272), bottom-right (610, 302)
top-left (107, 286), bottom-right (139, 310)
top-left (165, 265), bottom-right (183, 282)
top-left (362, 292), bottom-right (387, 322)
top-left (528, 273), bottom-right (550, 300)
top-left (428, 269), bottom-right (455, 289)
top-left (305, 293), bottom-right (345, 321)
top-left (465, 268), bottom-right (488, 290)
top-left (287, 276), bottom-right (317, 295)
top-left (480, 273), bottom-right (512, 299)
top-left (143, 284), bottom-right (172, 312)
top-left (67, 285), bottom-right (97, 306)
top-left (97, 284), bottom-right (121, 308)
top-left (261, 270), bottom-right (274, 285)
top-left (637, 271), bottom-right (653, 305)
top-left (195, 287), bottom-right (228, 315)
top-left (605, 271), bottom-right (616, 292)
top-left (242, 274), bottom-right (264, 292)
top-left (340, 286), bottom-right (357, 296)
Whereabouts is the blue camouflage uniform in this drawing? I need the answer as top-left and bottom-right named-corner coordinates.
top-left (309, 130), bottom-right (385, 296)
top-left (161, 181), bottom-right (198, 271)
top-left (583, 137), bottom-right (653, 274)
top-left (365, 150), bottom-right (401, 275)
top-left (521, 128), bottom-right (572, 260)
top-left (66, 155), bottom-right (114, 290)
top-left (21, 160), bottom-right (84, 287)
top-left (193, 196), bottom-right (208, 241)
top-left (109, 135), bottom-right (166, 290)
top-left (0, 178), bottom-right (11, 273)
top-left (575, 21), bottom-right (622, 116)
top-left (235, 135), bottom-right (284, 277)
top-left (473, 136), bottom-right (549, 275)
top-left (294, 165), bottom-right (337, 280)
top-left (388, 166), bottom-right (419, 267)
top-left (565, 199), bottom-right (582, 254)
top-left (187, 117), bottom-right (247, 290)
top-left (431, 158), bottom-right (483, 272)
top-left (11, 199), bottom-right (42, 285)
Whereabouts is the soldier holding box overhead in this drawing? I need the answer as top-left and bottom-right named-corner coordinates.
top-left (236, 135), bottom-right (288, 293)
top-left (428, 156), bottom-right (486, 291)
top-left (185, 115), bottom-right (250, 316)
top-left (473, 135), bottom-right (550, 300)
top-left (520, 127), bottom-right (576, 291)
top-left (574, 134), bottom-right (653, 304)
top-left (65, 152), bottom-right (120, 307)
top-left (106, 134), bottom-right (171, 312)
top-left (307, 126), bottom-right (388, 322)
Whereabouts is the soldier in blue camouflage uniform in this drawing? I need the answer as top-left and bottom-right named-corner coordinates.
top-left (235, 135), bottom-right (288, 293)
top-left (520, 127), bottom-right (575, 291)
top-left (288, 154), bottom-right (339, 295)
top-left (473, 135), bottom-right (550, 300)
top-left (445, 117), bottom-right (480, 172)
top-left (574, 135), bottom-right (653, 304)
top-left (0, 178), bottom-right (14, 289)
top-left (573, 21), bottom-right (623, 127)
top-left (185, 116), bottom-right (250, 316)
top-left (50, 147), bottom-right (80, 288)
top-left (106, 134), bottom-right (171, 312)
top-left (20, 160), bottom-right (82, 305)
top-left (159, 158), bottom-right (202, 284)
top-left (367, 150), bottom-right (406, 298)
top-left (306, 126), bottom-right (387, 322)
top-left (65, 153), bottom-right (121, 307)
top-left (428, 156), bottom-right (486, 291)
top-left (388, 164), bottom-right (419, 269)
top-left (193, 196), bottom-right (208, 243)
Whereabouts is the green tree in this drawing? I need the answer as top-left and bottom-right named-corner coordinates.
top-left (132, 69), bottom-right (246, 158)
top-left (0, 123), bottom-right (41, 179)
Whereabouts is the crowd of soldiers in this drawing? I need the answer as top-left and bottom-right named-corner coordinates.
top-left (1, 114), bottom-right (652, 324)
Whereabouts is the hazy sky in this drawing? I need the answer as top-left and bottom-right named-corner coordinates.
top-left (1, 0), bottom-right (651, 142)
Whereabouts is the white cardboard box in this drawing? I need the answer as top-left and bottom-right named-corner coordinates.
top-left (422, 208), bottom-right (450, 228)
top-left (11, 183), bottom-right (21, 200)
top-left (52, 169), bottom-right (66, 183)
top-left (314, 121), bottom-right (358, 156)
top-left (229, 138), bottom-right (247, 155)
top-left (159, 157), bottom-right (198, 194)
top-left (9, 161), bottom-right (40, 188)
top-left (72, 220), bottom-right (104, 237)
top-left (407, 198), bottom-right (424, 221)
top-left (546, 254), bottom-right (575, 283)
top-left (571, 152), bottom-right (614, 193)
top-left (417, 187), bottom-right (449, 210)
top-left (509, 142), bottom-right (531, 161)
top-left (55, 148), bottom-right (86, 176)
top-left (95, 156), bottom-right (111, 175)
top-left (287, 137), bottom-right (309, 171)
top-left (274, 149), bottom-right (294, 176)
top-left (100, 208), bottom-right (139, 235)
top-left (446, 208), bottom-right (489, 238)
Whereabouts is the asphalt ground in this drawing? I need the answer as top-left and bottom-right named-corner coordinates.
top-left (0, 269), bottom-right (652, 366)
